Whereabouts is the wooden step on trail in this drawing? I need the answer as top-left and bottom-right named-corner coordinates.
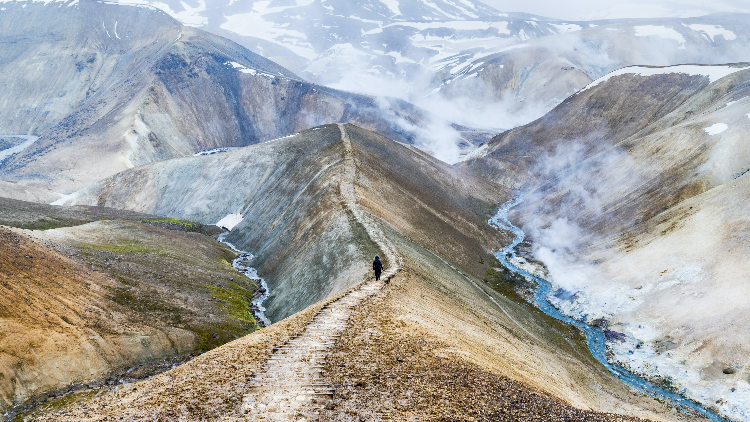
top-left (221, 273), bottom-right (396, 421)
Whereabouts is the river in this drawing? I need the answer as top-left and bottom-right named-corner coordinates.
top-left (217, 232), bottom-right (271, 327)
top-left (490, 194), bottom-right (727, 422)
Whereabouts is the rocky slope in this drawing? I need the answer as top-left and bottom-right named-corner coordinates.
top-left (463, 63), bottom-right (750, 420)
top-left (56, 124), bottom-right (507, 322)
top-left (0, 0), bottom-right (458, 195)
top-left (0, 200), bottom-right (265, 417)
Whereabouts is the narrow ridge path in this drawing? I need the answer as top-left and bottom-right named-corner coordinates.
top-left (223, 124), bottom-right (401, 421)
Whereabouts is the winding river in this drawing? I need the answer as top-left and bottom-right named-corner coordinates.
top-left (490, 194), bottom-right (727, 422)
top-left (217, 232), bottom-right (271, 327)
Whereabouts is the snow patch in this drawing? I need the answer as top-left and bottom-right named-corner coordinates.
top-left (374, 20), bottom-right (510, 34)
top-left (216, 213), bottom-right (243, 231)
top-left (549, 23), bottom-right (582, 33)
top-left (634, 25), bottom-right (685, 48)
top-left (0, 136), bottom-right (39, 162)
top-left (686, 24), bottom-right (736, 41)
top-left (262, 132), bottom-right (299, 144)
top-left (726, 97), bottom-right (748, 108)
top-left (582, 64), bottom-right (750, 91)
top-left (226, 61), bottom-right (278, 79)
top-left (704, 123), bottom-right (728, 135)
top-left (221, 0), bottom-right (317, 60)
top-left (193, 147), bottom-right (238, 156)
top-left (379, 0), bottom-right (400, 15)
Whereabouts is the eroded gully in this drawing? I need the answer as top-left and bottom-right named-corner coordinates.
top-left (490, 195), bottom-right (727, 422)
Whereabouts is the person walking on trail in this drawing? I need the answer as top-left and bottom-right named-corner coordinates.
top-left (373, 256), bottom-right (383, 281)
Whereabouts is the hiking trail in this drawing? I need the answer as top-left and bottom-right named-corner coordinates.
top-left (223, 124), bottom-right (401, 421)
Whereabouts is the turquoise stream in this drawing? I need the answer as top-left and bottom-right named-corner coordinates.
top-left (490, 194), bottom-right (726, 422)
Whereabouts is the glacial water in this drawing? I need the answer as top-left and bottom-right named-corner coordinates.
top-left (490, 194), bottom-right (727, 422)
top-left (217, 232), bottom-right (271, 327)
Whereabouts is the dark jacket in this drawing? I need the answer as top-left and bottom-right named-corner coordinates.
top-left (373, 258), bottom-right (383, 272)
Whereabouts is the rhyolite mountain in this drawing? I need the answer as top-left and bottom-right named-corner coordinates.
top-left (55, 124), bottom-right (507, 322)
top-left (462, 63), bottom-right (750, 421)
top-left (0, 199), bottom-right (262, 417)
top-left (0, 0), bottom-right (468, 195)
top-left (30, 124), bottom-right (684, 421)
top-left (102, 0), bottom-right (750, 133)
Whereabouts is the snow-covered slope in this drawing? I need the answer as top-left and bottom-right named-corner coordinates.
top-left (96, 0), bottom-right (750, 140)
top-left (0, 0), bottom-right (475, 193)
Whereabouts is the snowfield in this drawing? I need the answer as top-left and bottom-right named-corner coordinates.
top-left (216, 213), bottom-right (243, 231)
top-left (686, 24), bottom-right (737, 41)
top-left (704, 123), bottom-right (728, 135)
top-left (583, 64), bottom-right (750, 91)
top-left (633, 25), bottom-right (685, 48)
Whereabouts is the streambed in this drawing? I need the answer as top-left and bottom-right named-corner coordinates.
top-left (217, 232), bottom-right (271, 327)
top-left (490, 195), bottom-right (727, 422)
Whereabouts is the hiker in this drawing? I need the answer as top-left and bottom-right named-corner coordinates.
top-left (373, 255), bottom-right (383, 281)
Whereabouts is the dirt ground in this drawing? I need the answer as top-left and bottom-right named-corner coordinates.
top-left (320, 269), bottom-right (649, 421)
top-left (27, 288), bottom-right (352, 421)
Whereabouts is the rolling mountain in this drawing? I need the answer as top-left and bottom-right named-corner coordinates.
top-left (462, 63), bottom-right (750, 420)
top-left (99, 0), bottom-right (750, 138)
top-left (0, 199), bottom-right (260, 417)
top-left (0, 0), bottom-right (468, 195)
top-left (55, 124), bottom-right (507, 321)
top-left (21, 124), bottom-right (683, 421)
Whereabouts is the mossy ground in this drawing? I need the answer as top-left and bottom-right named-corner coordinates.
top-left (72, 231), bottom-right (261, 351)
top-left (10, 390), bottom-right (100, 422)
top-left (4, 219), bottom-right (263, 419)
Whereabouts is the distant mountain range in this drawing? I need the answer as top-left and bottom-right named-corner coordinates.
top-left (98, 0), bottom-right (750, 132)
top-left (0, 0), bottom-right (486, 193)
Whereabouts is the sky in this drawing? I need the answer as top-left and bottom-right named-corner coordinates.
top-left (478, 0), bottom-right (750, 20)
